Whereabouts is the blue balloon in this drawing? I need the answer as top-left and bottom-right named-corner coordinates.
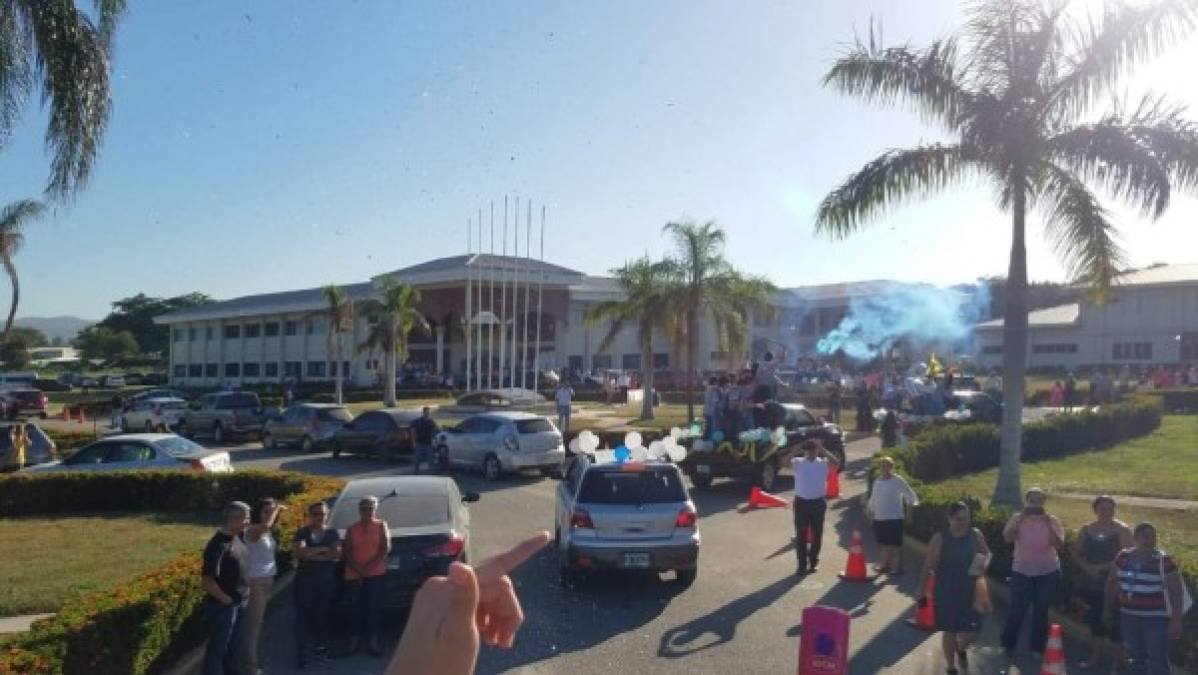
top-left (614, 445), bottom-right (630, 463)
top-left (712, 430), bottom-right (725, 443)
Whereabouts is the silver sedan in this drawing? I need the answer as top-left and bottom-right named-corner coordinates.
top-left (25, 434), bottom-right (233, 473)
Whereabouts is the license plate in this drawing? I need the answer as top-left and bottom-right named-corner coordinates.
top-left (622, 552), bottom-right (651, 569)
top-left (696, 465), bottom-right (711, 475)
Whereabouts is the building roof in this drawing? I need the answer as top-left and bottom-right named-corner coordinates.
top-left (1115, 263), bottom-right (1198, 287)
top-left (976, 303), bottom-right (1080, 330)
top-left (777, 280), bottom-right (938, 306)
top-left (382, 254), bottom-right (584, 279)
top-left (154, 281), bottom-right (378, 324)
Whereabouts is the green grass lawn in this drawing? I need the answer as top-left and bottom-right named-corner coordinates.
top-left (0, 512), bottom-right (216, 617)
top-left (931, 415), bottom-right (1198, 501)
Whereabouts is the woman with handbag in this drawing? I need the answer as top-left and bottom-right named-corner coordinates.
top-left (1105, 522), bottom-right (1190, 675)
top-left (916, 501), bottom-right (992, 675)
top-left (1072, 495), bottom-right (1133, 670)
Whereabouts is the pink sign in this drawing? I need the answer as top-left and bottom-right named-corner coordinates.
top-left (797, 605), bottom-right (850, 675)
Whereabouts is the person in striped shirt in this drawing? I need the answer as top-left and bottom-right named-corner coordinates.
top-left (1104, 522), bottom-right (1186, 675)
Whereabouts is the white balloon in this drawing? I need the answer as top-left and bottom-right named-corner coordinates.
top-left (569, 437), bottom-right (582, 454)
top-left (593, 449), bottom-right (616, 464)
top-left (579, 433), bottom-right (599, 453)
top-left (624, 431), bottom-right (643, 449)
top-left (647, 440), bottom-right (666, 458)
top-left (662, 435), bottom-right (678, 449)
top-left (669, 426), bottom-right (684, 440)
top-left (631, 446), bottom-right (649, 461)
top-left (666, 445), bottom-right (687, 463)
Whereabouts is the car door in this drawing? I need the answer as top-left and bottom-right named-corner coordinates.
top-left (451, 417), bottom-right (482, 465)
top-left (278, 407), bottom-right (302, 443)
top-left (345, 412), bottom-right (381, 453)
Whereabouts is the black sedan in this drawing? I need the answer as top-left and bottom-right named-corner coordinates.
top-left (329, 476), bottom-right (479, 607)
top-left (328, 408), bottom-right (420, 461)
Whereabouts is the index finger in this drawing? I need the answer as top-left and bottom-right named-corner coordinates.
top-left (476, 531), bottom-right (551, 579)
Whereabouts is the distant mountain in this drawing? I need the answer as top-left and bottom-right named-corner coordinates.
top-left (15, 316), bottom-right (95, 343)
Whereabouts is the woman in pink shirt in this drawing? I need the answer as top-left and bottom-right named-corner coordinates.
top-left (1000, 488), bottom-right (1065, 660)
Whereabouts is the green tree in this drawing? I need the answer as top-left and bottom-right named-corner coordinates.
top-left (660, 220), bottom-right (777, 422)
top-left (357, 279), bottom-right (430, 407)
top-left (816, 0), bottom-right (1198, 506)
top-left (2, 0), bottom-right (125, 198)
top-left (0, 327), bottom-right (45, 368)
top-left (0, 200), bottom-right (45, 340)
top-left (95, 292), bottom-right (211, 356)
top-left (585, 258), bottom-right (679, 421)
top-left (318, 284), bottom-right (354, 405)
top-left (74, 325), bottom-right (137, 361)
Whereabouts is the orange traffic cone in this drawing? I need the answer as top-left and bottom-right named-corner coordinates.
top-left (906, 577), bottom-right (936, 630)
top-left (61, 406), bottom-right (70, 421)
top-left (1040, 624), bottom-right (1066, 674)
top-left (838, 529), bottom-right (872, 582)
top-left (748, 485), bottom-right (789, 509)
top-left (76, 408), bottom-right (85, 425)
top-left (826, 468), bottom-right (841, 499)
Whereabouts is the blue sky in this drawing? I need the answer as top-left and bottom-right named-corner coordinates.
top-left (6, 0), bottom-right (1198, 319)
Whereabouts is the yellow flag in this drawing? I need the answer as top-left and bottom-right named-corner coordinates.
top-left (927, 352), bottom-right (943, 377)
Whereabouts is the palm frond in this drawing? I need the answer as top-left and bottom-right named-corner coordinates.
top-left (0, 3), bottom-right (33, 146)
top-left (0, 199), bottom-right (43, 256)
top-left (93, 0), bottom-right (126, 50)
top-left (815, 144), bottom-right (975, 238)
top-left (1046, 118), bottom-right (1172, 218)
top-left (1037, 162), bottom-right (1126, 301)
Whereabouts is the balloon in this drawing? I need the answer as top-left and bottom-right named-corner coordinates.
top-left (614, 446), bottom-right (630, 463)
top-left (688, 423), bottom-right (701, 437)
top-left (569, 437), bottom-right (582, 454)
top-left (669, 426), bottom-right (683, 440)
top-left (624, 431), bottom-right (643, 449)
top-left (631, 446), bottom-right (649, 461)
top-left (594, 449), bottom-right (616, 464)
top-left (647, 440), bottom-right (666, 458)
top-left (579, 433), bottom-right (599, 454)
top-left (712, 429), bottom-right (725, 443)
top-left (666, 445), bottom-right (687, 463)
top-left (662, 435), bottom-right (678, 449)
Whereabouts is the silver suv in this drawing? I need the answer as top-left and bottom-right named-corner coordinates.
top-left (554, 456), bottom-right (699, 587)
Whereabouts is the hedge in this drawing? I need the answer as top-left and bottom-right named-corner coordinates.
top-left (886, 397), bottom-right (1162, 484)
top-left (1137, 387), bottom-right (1198, 414)
top-left (0, 471), bottom-right (343, 675)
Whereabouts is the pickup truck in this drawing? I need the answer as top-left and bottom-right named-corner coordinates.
top-left (680, 402), bottom-right (846, 491)
top-left (177, 392), bottom-right (275, 444)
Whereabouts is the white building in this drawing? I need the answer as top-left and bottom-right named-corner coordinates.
top-left (974, 264), bottom-right (1198, 371)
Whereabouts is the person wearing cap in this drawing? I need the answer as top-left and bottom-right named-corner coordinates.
top-left (791, 439), bottom-right (839, 576)
top-left (1000, 487), bottom-right (1065, 661)
top-left (342, 495), bottom-right (391, 656)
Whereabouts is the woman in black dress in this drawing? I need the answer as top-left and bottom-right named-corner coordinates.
top-left (917, 502), bottom-right (992, 674)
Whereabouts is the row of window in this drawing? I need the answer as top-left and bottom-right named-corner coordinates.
top-left (567, 353), bottom-right (671, 371)
top-left (172, 361), bottom-right (353, 379)
top-left (173, 318), bottom-right (373, 343)
top-left (1112, 342), bottom-right (1152, 361)
top-left (1031, 343), bottom-right (1079, 354)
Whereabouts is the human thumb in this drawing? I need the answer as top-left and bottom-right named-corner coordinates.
top-left (446, 562), bottom-right (481, 628)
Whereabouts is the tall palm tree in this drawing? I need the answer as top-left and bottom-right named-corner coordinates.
top-left (661, 220), bottom-right (778, 422)
top-left (0, 199), bottom-right (44, 340)
top-left (320, 284), bottom-right (353, 405)
top-left (816, 0), bottom-right (1198, 507)
top-left (585, 258), bottom-right (679, 421)
top-left (2, 1), bottom-right (125, 198)
top-left (358, 278), bottom-right (430, 407)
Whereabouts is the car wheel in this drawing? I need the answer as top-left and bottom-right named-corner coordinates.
top-left (675, 568), bottom-right (697, 588)
top-left (300, 436), bottom-right (314, 453)
top-left (144, 420), bottom-right (154, 433)
top-left (262, 432), bottom-right (277, 450)
top-left (757, 460), bottom-right (778, 491)
top-left (436, 445), bottom-right (450, 471)
top-left (691, 471), bottom-right (713, 489)
top-left (213, 423), bottom-right (225, 445)
top-left (483, 453), bottom-right (502, 481)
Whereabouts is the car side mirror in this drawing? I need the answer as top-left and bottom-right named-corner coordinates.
top-left (462, 492), bottom-right (480, 503)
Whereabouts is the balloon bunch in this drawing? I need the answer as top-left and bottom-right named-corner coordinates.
top-left (570, 428), bottom-right (688, 464)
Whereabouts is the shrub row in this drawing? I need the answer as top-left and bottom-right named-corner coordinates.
top-left (886, 397), bottom-right (1162, 484)
top-left (0, 471), bottom-right (343, 675)
top-left (1137, 387), bottom-right (1198, 414)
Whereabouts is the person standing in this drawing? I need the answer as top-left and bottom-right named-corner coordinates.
top-left (827, 380), bottom-right (843, 425)
top-left (293, 501), bottom-right (342, 669)
top-left (1073, 495), bottom-right (1134, 671)
top-left (1064, 374), bottom-right (1077, 413)
top-left (1000, 488), bottom-right (1065, 661)
top-left (110, 392), bottom-right (126, 430)
top-left (702, 377), bottom-right (720, 440)
top-left (866, 457), bottom-right (919, 575)
top-left (9, 424), bottom-right (28, 471)
top-left (880, 410), bottom-right (900, 449)
top-left (791, 440), bottom-right (839, 576)
top-left (554, 382), bottom-right (573, 434)
top-left (1105, 522), bottom-right (1187, 675)
top-left (343, 495), bottom-right (391, 656)
top-left (239, 498), bottom-right (284, 675)
top-left (917, 502), bottom-right (992, 675)
top-left (411, 407), bottom-right (440, 474)
top-left (201, 502), bottom-right (252, 675)
top-left (1049, 381), bottom-right (1065, 408)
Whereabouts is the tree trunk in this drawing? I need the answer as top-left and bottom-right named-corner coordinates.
top-left (333, 332), bottom-right (343, 405)
top-left (2, 255), bottom-right (17, 341)
top-left (640, 333), bottom-right (654, 421)
top-left (685, 305), bottom-right (697, 423)
top-left (994, 178), bottom-right (1029, 509)
top-left (384, 328), bottom-right (398, 407)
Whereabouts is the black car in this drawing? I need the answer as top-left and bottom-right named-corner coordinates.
top-left (329, 408), bottom-right (420, 461)
top-left (948, 390), bottom-right (1003, 423)
top-left (329, 476), bottom-right (479, 607)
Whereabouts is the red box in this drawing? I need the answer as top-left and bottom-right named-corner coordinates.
top-left (797, 605), bottom-right (850, 675)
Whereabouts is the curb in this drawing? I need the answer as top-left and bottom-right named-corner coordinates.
top-left (162, 570), bottom-right (295, 675)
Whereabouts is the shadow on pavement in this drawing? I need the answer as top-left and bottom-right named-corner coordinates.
top-left (657, 574), bottom-right (799, 659)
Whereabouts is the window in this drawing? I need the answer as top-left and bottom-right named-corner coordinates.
top-left (591, 354), bottom-right (612, 370)
top-left (205, 326), bottom-right (214, 341)
top-left (306, 319), bottom-right (323, 335)
top-left (188, 364), bottom-right (202, 378)
top-left (205, 364), bottom-right (218, 378)
top-left (285, 321), bottom-right (298, 336)
top-left (243, 363), bottom-right (260, 377)
top-left (307, 361), bottom-right (326, 377)
top-left (173, 365), bottom-right (186, 377)
top-left (265, 362), bottom-right (279, 377)
top-left (622, 354), bottom-right (641, 370)
top-left (982, 345), bottom-right (1003, 355)
top-left (188, 327), bottom-right (197, 340)
top-left (579, 468), bottom-right (686, 504)
top-left (284, 361), bottom-right (302, 378)
top-left (244, 323), bottom-right (261, 338)
top-left (1113, 342), bottom-right (1153, 360)
top-left (224, 363), bottom-right (240, 377)
top-left (173, 329), bottom-right (184, 343)
top-left (653, 353), bottom-right (670, 368)
top-left (1032, 344), bottom-right (1078, 354)
top-left (105, 442), bottom-right (154, 463)
top-left (224, 325), bottom-right (241, 339)
top-left (264, 322), bottom-right (279, 337)
top-left (329, 361), bottom-right (352, 377)
top-left (1182, 333), bottom-right (1198, 362)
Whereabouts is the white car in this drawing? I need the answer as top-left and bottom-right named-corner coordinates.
top-left (102, 375), bottom-right (126, 388)
top-left (436, 412), bottom-right (566, 480)
top-left (121, 397), bottom-right (188, 433)
top-left (25, 434), bottom-right (233, 473)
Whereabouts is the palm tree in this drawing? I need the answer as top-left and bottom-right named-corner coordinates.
top-left (358, 278), bottom-right (430, 407)
top-left (585, 258), bottom-right (679, 421)
top-left (3, 1), bottom-right (125, 198)
top-left (0, 199), bottom-right (44, 340)
top-left (661, 220), bottom-right (778, 422)
top-left (320, 284), bottom-right (353, 405)
top-left (816, 0), bottom-right (1198, 507)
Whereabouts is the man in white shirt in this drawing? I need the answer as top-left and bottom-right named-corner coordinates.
top-left (554, 383), bottom-right (574, 434)
top-left (791, 440), bottom-right (840, 575)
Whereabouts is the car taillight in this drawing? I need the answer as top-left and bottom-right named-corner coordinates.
top-left (189, 458), bottom-right (205, 471)
top-left (570, 509), bottom-right (594, 529)
top-left (675, 504), bottom-right (698, 529)
top-left (421, 533), bottom-right (465, 558)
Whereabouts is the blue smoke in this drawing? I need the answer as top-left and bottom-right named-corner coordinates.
top-left (815, 283), bottom-right (991, 361)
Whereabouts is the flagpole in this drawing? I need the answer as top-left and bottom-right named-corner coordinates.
top-left (521, 201), bottom-right (532, 389)
top-left (477, 206), bottom-right (485, 391)
top-left (533, 205), bottom-right (546, 385)
top-left (465, 217), bottom-right (473, 393)
top-left (510, 198), bottom-right (520, 389)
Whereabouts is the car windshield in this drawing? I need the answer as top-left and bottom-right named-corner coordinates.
top-left (331, 494), bottom-right (451, 530)
top-left (154, 436), bottom-right (207, 457)
top-left (579, 469), bottom-right (686, 505)
top-left (317, 408), bottom-right (353, 423)
top-left (515, 419), bottom-right (554, 434)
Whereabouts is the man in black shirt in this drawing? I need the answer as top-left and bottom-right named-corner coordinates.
top-left (201, 501), bottom-right (251, 675)
top-left (410, 406), bottom-right (440, 475)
